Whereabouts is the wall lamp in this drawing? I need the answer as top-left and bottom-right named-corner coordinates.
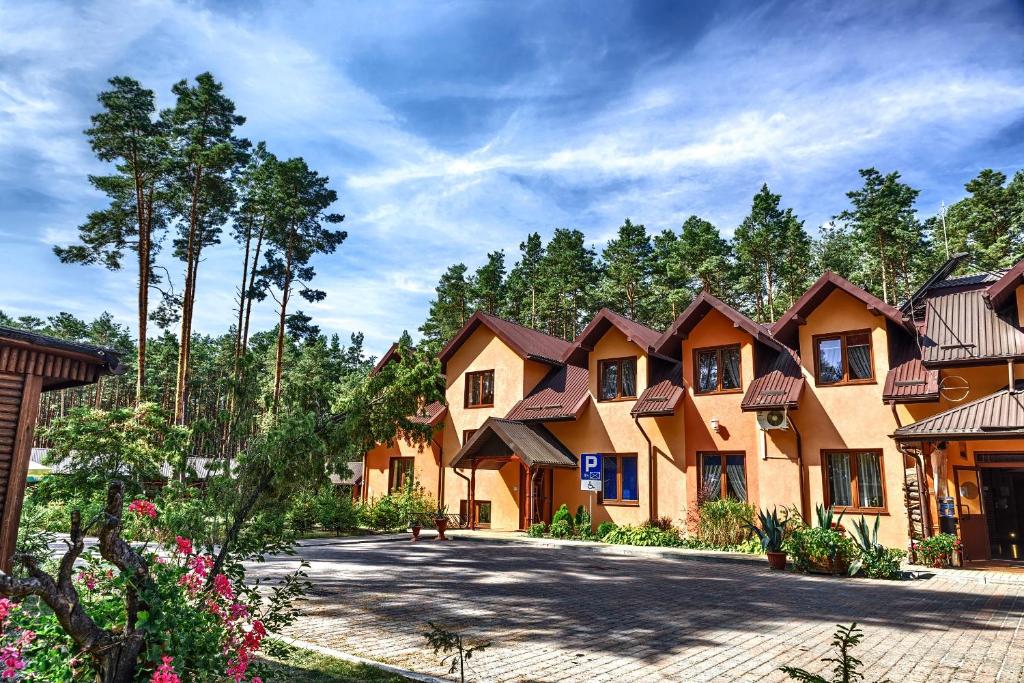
top-left (710, 417), bottom-right (720, 433)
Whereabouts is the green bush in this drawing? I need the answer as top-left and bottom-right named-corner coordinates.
top-left (603, 524), bottom-right (682, 547)
top-left (360, 495), bottom-right (403, 531)
top-left (286, 490), bottom-right (319, 533)
top-left (596, 521), bottom-right (617, 540)
top-left (857, 547), bottom-right (905, 579)
top-left (527, 522), bottom-right (546, 538)
top-left (314, 486), bottom-right (359, 532)
top-left (574, 505), bottom-right (592, 535)
top-left (696, 498), bottom-right (755, 547)
top-left (916, 533), bottom-right (960, 567)
top-left (787, 526), bottom-right (856, 573)
top-left (551, 504), bottom-right (574, 531)
top-left (549, 519), bottom-right (573, 539)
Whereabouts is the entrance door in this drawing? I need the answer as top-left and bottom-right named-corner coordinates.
top-left (531, 469), bottom-right (552, 525)
top-left (981, 468), bottom-right (1024, 561)
top-left (955, 467), bottom-right (989, 561)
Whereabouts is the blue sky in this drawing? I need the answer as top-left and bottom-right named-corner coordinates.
top-left (2, 0), bottom-right (1024, 356)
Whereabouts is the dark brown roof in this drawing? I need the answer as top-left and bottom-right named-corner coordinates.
top-left (371, 342), bottom-right (401, 375)
top-left (449, 417), bottom-right (577, 469)
top-left (893, 382), bottom-right (1024, 440)
top-left (409, 401), bottom-right (447, 426)
top-left (632, 359), bottom-right (684, 417)
top-left (920, 289), bottom-right (1024, 365)
top-left (985, 258), bottom-right (1024, 310)
top-left (741, 347), bottom-right (804, 412)
top-left (655, 291), bottom-right (784, 357)
top-left (505, 363), bottom-right (590, 422)
top-left (571, 308), bottom-right (662, 357)
top-left (438, 312), bottom-right (572, 371)
top-left (882, 334), bottom-right (939, 403)
top-left (0, 326), bottom-right (125, 391)
top-left (772, 272), bottom-right (911, 347)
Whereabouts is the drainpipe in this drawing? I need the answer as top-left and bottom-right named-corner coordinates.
top-left (788, 417), bottom-right (809, 525)
top-left (634, 416), bottom-right (657, 522)
top-left (469, 461), bottom-right (478, 531)
top-left (453, 468), bottom-right (470, 524)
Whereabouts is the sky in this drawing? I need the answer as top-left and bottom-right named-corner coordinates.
top-left (2, 0), bottom-right (1024, 357)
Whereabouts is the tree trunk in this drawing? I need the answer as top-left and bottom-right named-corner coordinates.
top-left (135, 188), bottom-right (151, 406)
top-left (173, 166), bottom-right (204, 425)
top-left (272, 242), bottom-right (293, 410)
top-left (241, 225), bottom-right (266, 353)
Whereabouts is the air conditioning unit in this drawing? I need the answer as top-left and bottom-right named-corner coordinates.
top-left (756, 410), bottom-right (788, 430)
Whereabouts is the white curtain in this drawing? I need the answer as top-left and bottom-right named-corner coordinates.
top-left (857, 452), bottom-right (883, 508)
top-left (621, 359), bottom-right (637, 397)
top-left (726, 455), bottom-right (747, 500)
top-left (698, 352), bottom-right (717, 392)
top-left (828, 453), bottom-right (852, 506)
top-left (848, 344), bottom-right (871, 380)
top-left (722, 348), bottom-right (741, 389)
top-left (601, 363), bottom-right (618, 400)
top-left (702, 455), bottom-right (722, 499)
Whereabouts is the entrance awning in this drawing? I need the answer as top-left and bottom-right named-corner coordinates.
top-left (450, 417), bottom-right (577, 470)
top-left (893, 381), bottom-right (1024, 441)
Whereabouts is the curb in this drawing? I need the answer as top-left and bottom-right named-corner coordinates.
top-left (271, 635), bottom-right (449, 683)
top-left (294, 534), bottom-right (407, 548)
top-left (446, 530), bottom-right (767, 567)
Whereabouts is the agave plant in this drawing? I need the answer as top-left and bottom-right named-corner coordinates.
top-left (815, 503), bottom-right (845, 531)
top-left (848, 514), bottom-right (883, 576)
top-left (747, 507), bottom-right (788, 553)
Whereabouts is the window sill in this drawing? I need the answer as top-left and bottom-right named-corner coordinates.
top-left (597, 397), bottom-right (638, 403)
top-left (814, 379), bottom-right (877, 388)
top-left (830, 506), bottom-right (889, 516)
top-left (464, 404), bottom-right (495, 409)
top-left (693, 388), bottom-right (744, 396)
top-left (600, 500), bottom-right (640, 507)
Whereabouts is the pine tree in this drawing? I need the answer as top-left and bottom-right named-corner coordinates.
top-left (837, 168), bottom-right (923, 306)
top-left (256, 156), bottom-right (346, 408)
top-left (161, 72), bottom-right (247, 424)
top-left (599, 219), bottom-right (654, 322)
top-left (504, 233), bottom-right (544, 327)
top-left (733, 184), bottom-right (812, 322)
top-left (537, 229), bottom-right (601, 340)
top-left (420, 264), bottom-right (472, 351)
top-left (814, 222), bottom-right (860, 280)
top-left (470, 251), bottom-right (506, 315)
top-left (941, 169), bottom-right (1023, 272)
top-left (650, 229), bottom-right (690, 327)
top-left (53, 76), bottom-right (167, 404)
top-left (677, 215), bottom-right (733, 298)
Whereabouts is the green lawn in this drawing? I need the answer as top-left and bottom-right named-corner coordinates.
top-left (257, 641), bottom-right (411, 682)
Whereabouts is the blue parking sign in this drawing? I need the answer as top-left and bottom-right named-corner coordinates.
top-left (580, 453), bottom-right (602, 491)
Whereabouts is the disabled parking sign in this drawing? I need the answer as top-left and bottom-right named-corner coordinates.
top-left (580, 453), bottom-right (602, 492)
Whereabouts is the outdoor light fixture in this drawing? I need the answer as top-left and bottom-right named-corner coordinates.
top-left (710, 417), bottom-right (720, 433)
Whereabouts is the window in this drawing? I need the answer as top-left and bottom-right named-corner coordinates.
top-left (694, 345), bottom-right (742, 394)
top-left (598, 357), bottom-right (638, 401)
top-left (814, 331), bottom-right (873, 385)
top-left (459, 500), bottom-right (492, 528)
top-left (462, 429), bottom-right (477, 445)
top-left (699, 453), bottom-right (747, 501)
top-left (388, 457), bottom-right (415, 493)
top-left (464, 370), bottom-right (495, 407)
top-left (823, 450), bottom-right (885, 511)
top-left (600, 454), bottom-right (639, 504)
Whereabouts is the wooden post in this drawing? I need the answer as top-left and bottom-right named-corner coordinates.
top-left (469, 460), bottom-right (477, 531)
top-left (0, 374), bottom-right (41, 573)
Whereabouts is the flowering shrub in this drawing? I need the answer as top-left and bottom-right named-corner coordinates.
top-left (128, 499), bottom-right (158, 519)
top-left (915, 533), bottom-right (962, 567)
top-left (0, 598), bottom-right (32, 679)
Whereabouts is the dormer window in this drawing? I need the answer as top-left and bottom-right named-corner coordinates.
top-left (598, 357), bottom-right (637, 401)
top-left (464, 370), bottom-right (495, 408)
top-left (694, 345), bottom-right (742, 394)
top-left (814, 330), bottom-right (873, 386)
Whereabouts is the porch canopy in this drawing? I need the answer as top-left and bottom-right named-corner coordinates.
top-left (450, 417), bottom-right (577, 470)
top-left (893, 381), bottom-right (1024, 442)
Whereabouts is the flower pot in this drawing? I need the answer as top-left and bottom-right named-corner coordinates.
top-left (411, 524), bottom-right (422, 542)
top-left (434, 517), bottom-right (449, 541)
top-left (808, 557), bottom-right (849, 575)
top-left (766, 551), bottom-right (787, 571)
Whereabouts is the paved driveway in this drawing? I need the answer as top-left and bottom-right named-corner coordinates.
top-left (248, 537), bottom-right (1024, 682)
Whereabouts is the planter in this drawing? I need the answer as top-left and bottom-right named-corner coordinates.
top-left (410, 524), bottom-right (422, 542)
top-left (434, 516), bottom-right (449, 541)
top-left (766, 551), bottom-right (788, 570)
top-left (808, 557), bottom-right (849, 575)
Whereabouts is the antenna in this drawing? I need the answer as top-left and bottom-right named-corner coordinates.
top-left (940, 201), bottom-right (950, 259)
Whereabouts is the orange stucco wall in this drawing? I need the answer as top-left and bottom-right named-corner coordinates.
top-left (363, 431), bottom-right (441, 503)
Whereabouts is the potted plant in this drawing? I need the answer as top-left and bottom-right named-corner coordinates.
top-left (747, 507), bottom-right (789, 570)
top-left (434, 504), bottom-right (450, 541)
top-left (410, 516), bottom-right (423, 542)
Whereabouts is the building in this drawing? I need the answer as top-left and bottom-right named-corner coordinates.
top-left (362, 254), bottom-right (1024, 562)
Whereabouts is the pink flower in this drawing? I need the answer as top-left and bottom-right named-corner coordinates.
top-left (189, 554), bottom-right (214, 578)
top-left (0, 599), bottom-right (13, 622)
top-left (175, 536), bottom-right (193, 556)
top-left (128, 499), bottom-right (157, 519)
top-left (213, 574), bottom-right (234, 601)
top-left (151, 655), bottom-right (181, 683)
top-left (76, 571), bottom-right (98, 591)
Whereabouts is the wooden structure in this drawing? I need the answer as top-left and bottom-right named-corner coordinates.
top-left (0, 326), bottom-right (123, 572)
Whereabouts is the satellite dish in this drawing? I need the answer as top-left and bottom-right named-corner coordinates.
top-left (939, 375), bottom-right (970, 402)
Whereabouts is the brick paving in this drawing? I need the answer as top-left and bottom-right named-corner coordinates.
top-left (247, 537), bottom-right (1024, 682)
